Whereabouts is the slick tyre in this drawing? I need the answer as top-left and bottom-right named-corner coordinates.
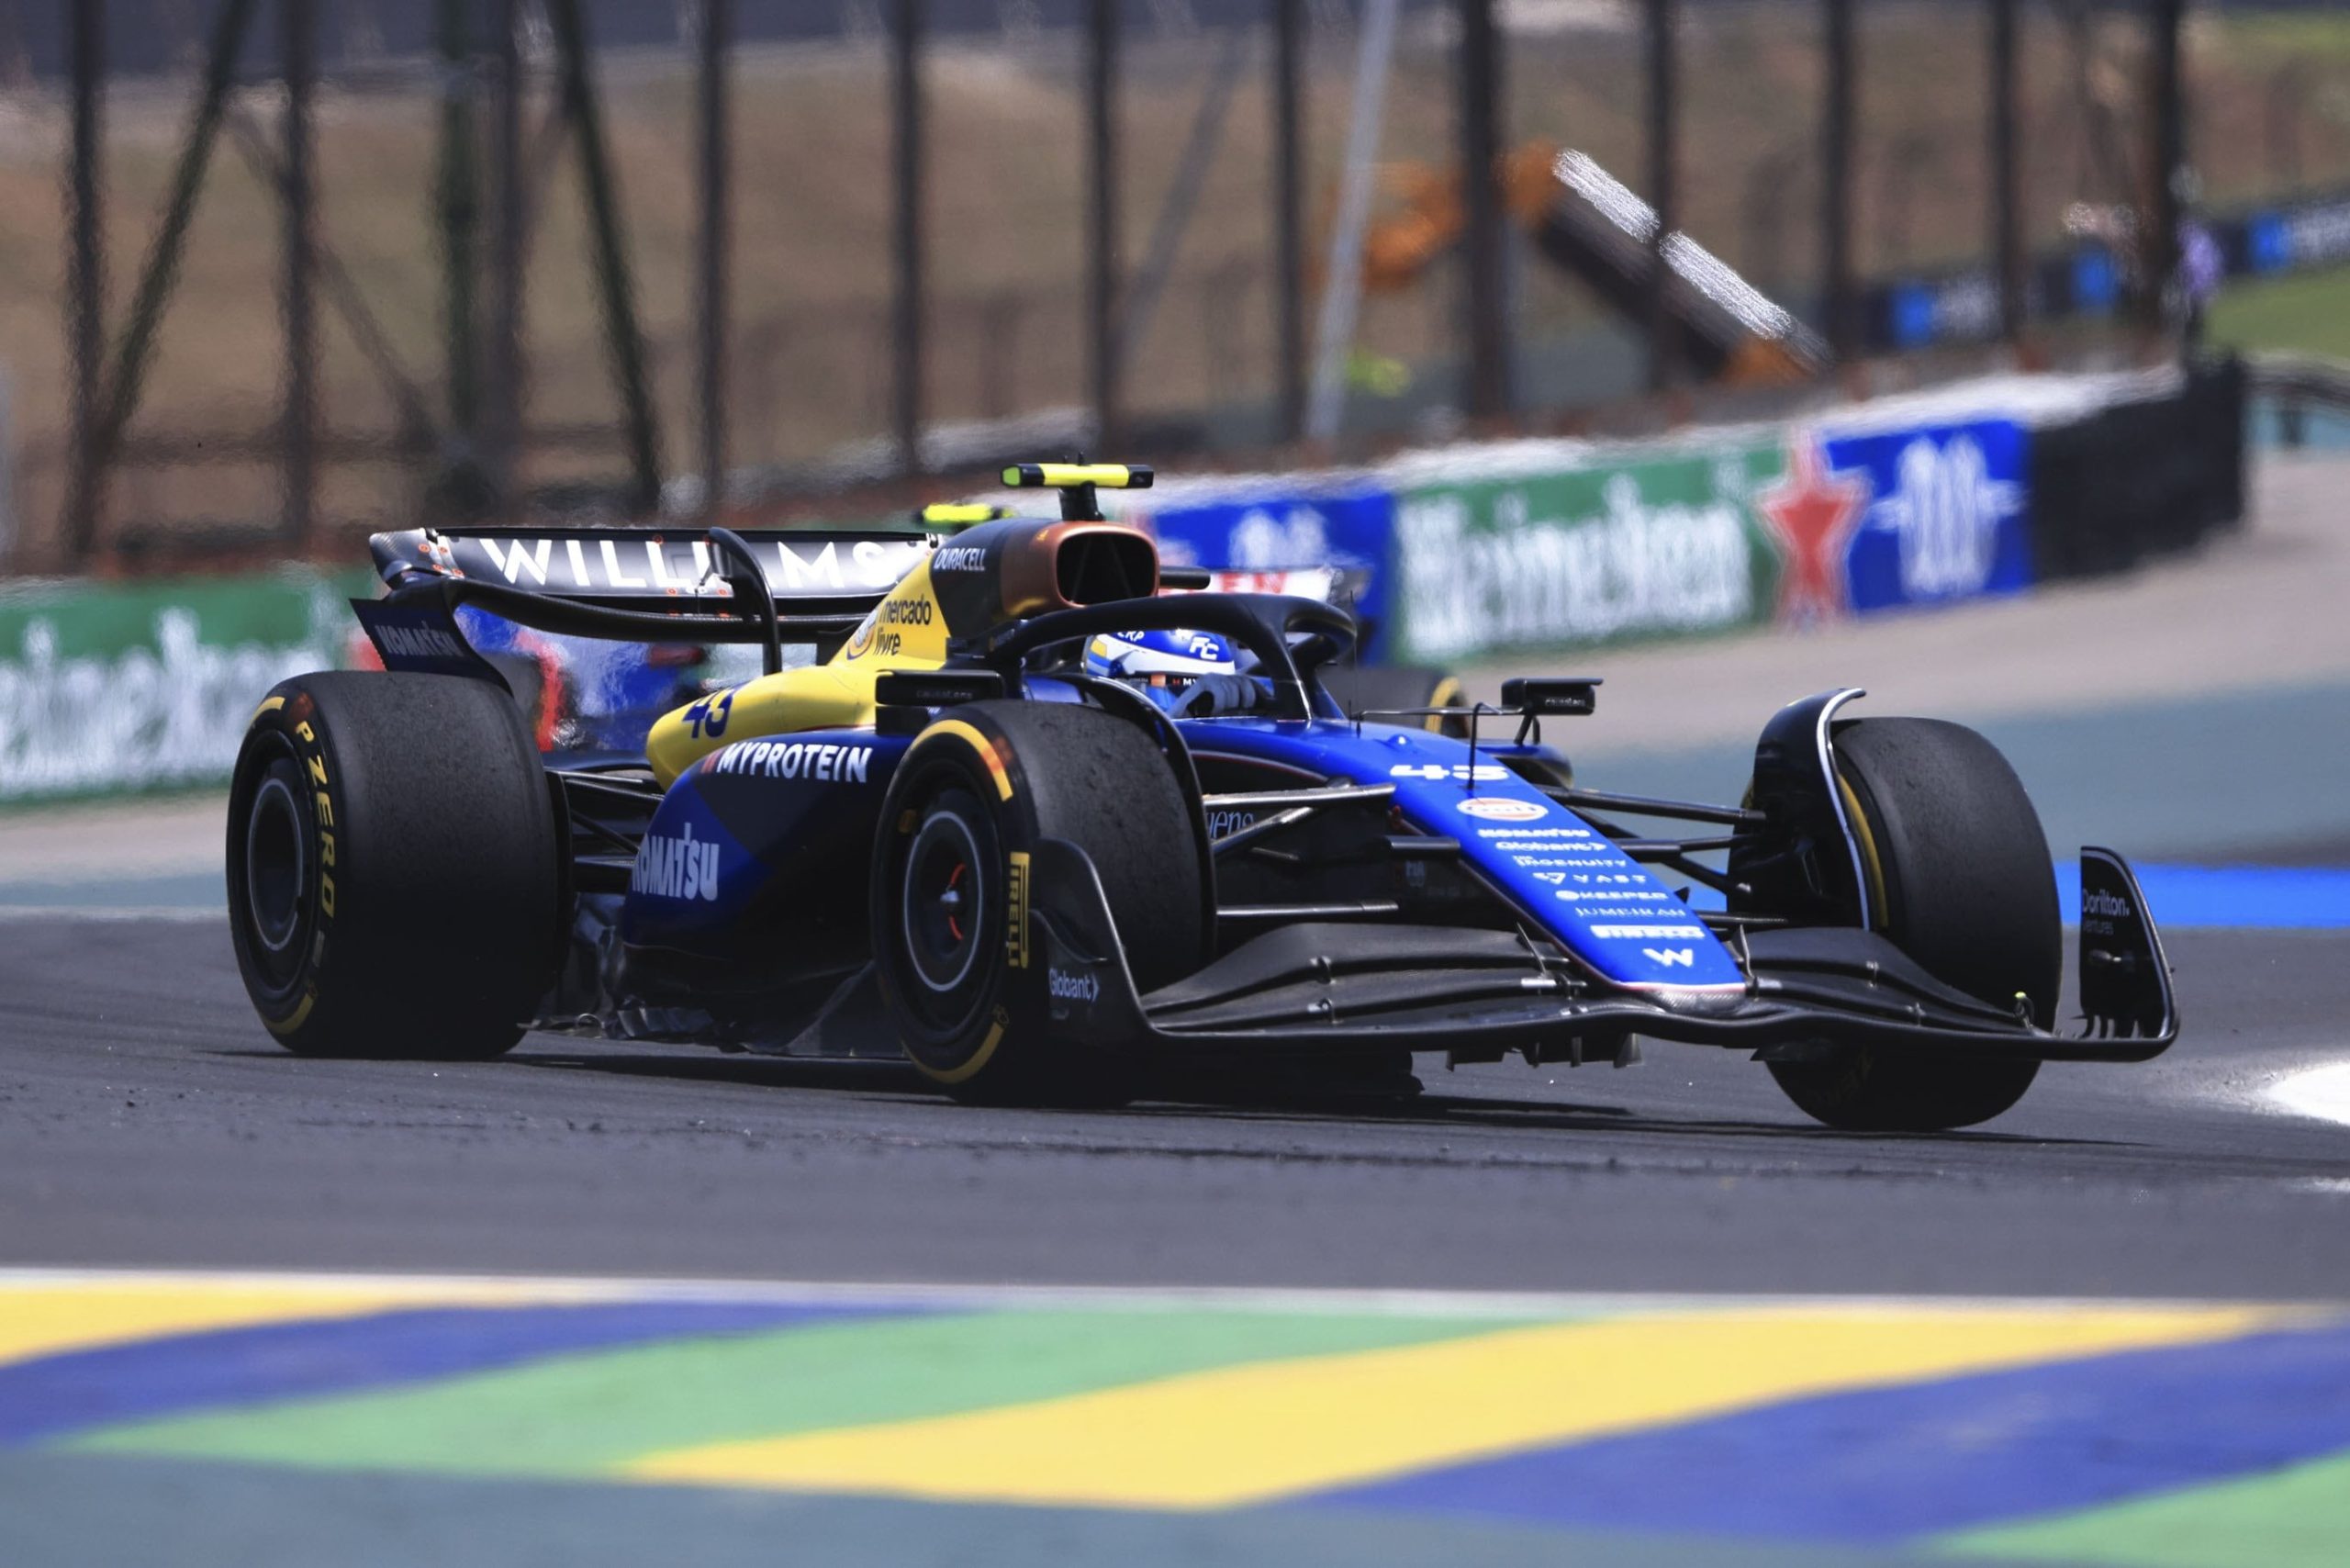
top-left (227, 671), bottom-right (561, 1059)
top-left (871, 701), bottom-right (1207, 1106)
top-left (1768, 718), bottom-right (2060, 1132)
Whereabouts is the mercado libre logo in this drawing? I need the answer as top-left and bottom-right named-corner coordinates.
top-left (1757, 434), bottom-right (1871, 624)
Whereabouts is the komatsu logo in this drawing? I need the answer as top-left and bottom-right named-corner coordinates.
top-left (632, 823), bottom-right (722, 902)
top-left (375, 625), bottom-right (468, 661)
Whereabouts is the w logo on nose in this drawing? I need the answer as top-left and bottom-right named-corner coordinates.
top-left (1643, 947), bottom-right (1695, 967)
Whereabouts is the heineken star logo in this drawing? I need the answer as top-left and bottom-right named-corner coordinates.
top-left (1759, 435), bottom-right (1871, 624)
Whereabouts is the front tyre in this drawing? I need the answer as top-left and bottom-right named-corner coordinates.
top-left (871, 701), bottom-right (1207, 1105)
top-left (227, 671), bottom-right (561, 1059)
top-left (1767, 718), bottom-right (2060, 1132)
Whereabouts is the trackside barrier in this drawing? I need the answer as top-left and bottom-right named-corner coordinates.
top-left (0, 568), bottom-right (374, 808)
top-left (1129, 363), bottom-right (2241, 667)
top-left (2030, 357), bottom-right (2246, 581)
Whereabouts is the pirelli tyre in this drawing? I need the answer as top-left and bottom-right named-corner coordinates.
top-left (227, 670), bottom-right (562, 1059)
top-left (1767, 717), bottom-right (2061, 1132)
top-left (871, 700), bottom-right (1207, 1105)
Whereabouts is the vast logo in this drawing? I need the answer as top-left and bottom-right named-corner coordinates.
top-left (1869, 432), bottom-right (2021, 600)
top-left (632, 823), bottom-right (722, 902)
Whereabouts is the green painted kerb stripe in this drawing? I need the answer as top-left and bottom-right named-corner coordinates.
top-left (67, 1307), bottom-right (1552, 1478)
top-left (1937, 1446), bottom-right (2350, 1568)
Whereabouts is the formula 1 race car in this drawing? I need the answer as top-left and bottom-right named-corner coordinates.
top-left (227, 464), bottom-right (2176, 1131)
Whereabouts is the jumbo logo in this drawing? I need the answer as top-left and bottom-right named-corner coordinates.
top-left (633, 823), bottom-right (722, 902)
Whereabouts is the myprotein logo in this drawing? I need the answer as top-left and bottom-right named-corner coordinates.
top-left (1869, 432), bottom-right (2021, 600)
top-left (632, 823), bottom-right (722, 902)
top-left (710, 740), bottom-right (873, 784)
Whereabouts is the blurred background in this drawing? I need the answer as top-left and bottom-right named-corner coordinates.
top-left (3, 0), bottom-right (2346, 825)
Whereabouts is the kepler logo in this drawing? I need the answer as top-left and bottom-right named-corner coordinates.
top-left (710, 741), bottom-right (874, 784)
top-left (1049, 969), bottom-right (1101, 1006)
top-left (633, 823), bottom-right (722, 902)
top-left (932, 545), bottom-right (988, 573)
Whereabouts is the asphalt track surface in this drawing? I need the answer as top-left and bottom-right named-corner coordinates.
top-left (6, 914), bottom-right (2348, 1300)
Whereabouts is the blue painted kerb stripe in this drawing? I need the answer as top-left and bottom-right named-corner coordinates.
top-left (0, 1299), bottom-right (910, 1447)
top-left (1303, 1319), bottom-right (2350, 1543)
top-left (2060, 862), bottom-right (2350, 930)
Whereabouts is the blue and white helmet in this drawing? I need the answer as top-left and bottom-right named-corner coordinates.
top-left (1083, 628), bottom-right (1238, 698)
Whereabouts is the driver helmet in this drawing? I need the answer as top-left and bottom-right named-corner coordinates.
top-left (1083, 628), bottom-right (1238, 710)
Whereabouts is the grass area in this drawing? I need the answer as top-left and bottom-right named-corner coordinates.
top-left (2207, 267), bottom-right (2350, 362)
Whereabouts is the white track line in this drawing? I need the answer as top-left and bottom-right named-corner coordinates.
top-left (0, 1265), bottom-right (2322, 1317)
top-left (2268, 1062), bottom-right (2350, 1129)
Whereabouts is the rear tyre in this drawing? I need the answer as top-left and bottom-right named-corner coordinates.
top-left (227, 671), bottom-right (561, 1059)
top-left (1766, 718), bottom-right (2059, 1132)
top-left (871, 701), bottom-right (1207, 1105)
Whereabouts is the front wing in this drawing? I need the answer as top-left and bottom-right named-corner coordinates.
top-left (1024, 839), bottom-right (2177, 1065)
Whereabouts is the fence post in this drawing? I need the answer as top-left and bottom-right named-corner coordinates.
top-left (891, 0), bottom-right (925, 475)
top-left (1821, 0), bottom-right (1856, 359)
top-left (2147, 0), bottom-right (2185, 332)
top-left (1458, 0), bottom-right (1511, 419)
top-left (64, 0), bottom-right (105, 565)
top-left (1988, 0), bottom-right (2021, 342)
top-left (1272, 0), bottom-right (1305, 442)
top-left (1644, 0), bottom-right (1677, 391)
top-left (282, 0), bottom-right (318, 550)
top-left (697, 0), bottom-right (731, 516)
top-left (1088, 0), bottom-right (1121, 453)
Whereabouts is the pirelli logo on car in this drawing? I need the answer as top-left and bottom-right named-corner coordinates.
top-left (1005, 851), bottom-right (1033, 969)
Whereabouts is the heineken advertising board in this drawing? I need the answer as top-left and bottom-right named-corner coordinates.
top-left (0, 568), bottom-right (372, 806)
top-left (1390, 445), bottom-right (1782, 665)
top-left (1388, 418), bottom-right (2032, 665)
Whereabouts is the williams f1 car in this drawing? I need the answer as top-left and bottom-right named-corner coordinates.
top-left (228, 463), bottom-right (2175, 1130)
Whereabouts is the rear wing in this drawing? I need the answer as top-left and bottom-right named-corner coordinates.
top-left (361, 524), bottom-right (934, 682)
top-left (371, 525), bottom-right (929, 619)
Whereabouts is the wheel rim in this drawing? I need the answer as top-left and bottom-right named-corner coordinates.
top-left (902, 809), bottom-right (986, 997)
top-left (244, 774), bottom-right (307, 958)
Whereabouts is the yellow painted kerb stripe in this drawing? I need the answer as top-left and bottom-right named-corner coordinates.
top-left (626, 1304), bottom-right (2287, 1508)
top-left (0, 1281), bottom-right (525, 1370)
